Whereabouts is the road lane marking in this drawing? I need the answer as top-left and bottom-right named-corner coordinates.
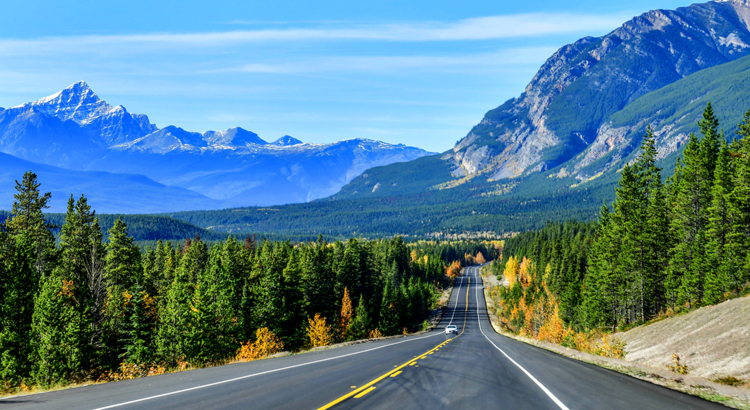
top-left (390, 371), bottom-right (402, 378)
top-left (471, 266), bottom-right (571, 410)
top-left (90, 331), bottom-right (444, 410)
top-left (316, 277), bottom-right (471, 409)
top-left (354, 387), bottom-right (376, 398)
top-left (446, 274), bottom-right (466, 327)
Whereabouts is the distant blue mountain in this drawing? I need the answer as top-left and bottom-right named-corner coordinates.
top-left (0, 82), bottom-right (433, 210)
top-left (272, 135), bottom-right (303, 146)
top-left (0, 152), bottom-right (223, 213)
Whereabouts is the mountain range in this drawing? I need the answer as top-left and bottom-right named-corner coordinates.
top-left (5, 0), bottom-right (750, 236)
top-left (0, 83), bottom-right (432, 212)
top-left (163, 0), bottom-right (750, 239)
top-left (332, 0), bottom-right (750, 201)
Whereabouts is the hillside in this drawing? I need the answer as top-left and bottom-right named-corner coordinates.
top-left (620, 296), bottom-right (750, 381)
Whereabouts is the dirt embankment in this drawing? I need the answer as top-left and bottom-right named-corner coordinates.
top-left (620, 295), bottom-right (750, 380)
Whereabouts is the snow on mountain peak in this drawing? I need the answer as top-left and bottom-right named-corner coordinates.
top-left (272, 135), bottom-right (303, 146)
top-left (29, 81), bottom-right (113, 126)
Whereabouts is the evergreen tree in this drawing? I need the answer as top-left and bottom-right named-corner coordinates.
top-left (0, 234), bottom-right (38, 384)
top-left (378, 284), bottom-right (399, 335)
top-left (120, 283), bottom-right (151, 365)
top-left (29, 273), bottom-right (80, 386)
top-left (347, 295), bottom-right (370, 341)
top-left (280, 250), bottom-right (306, 349)
top-left (5, 171), bottom-right (57, 278)
top-left (705, 140), bottom-right (734, 303)
top-left (668, 131), bottom-right (713, 307)
top-left (724, 110), bottom-right (750, 292)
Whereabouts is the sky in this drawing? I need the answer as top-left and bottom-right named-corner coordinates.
top-left (0, 0), bottom-right (692, 152)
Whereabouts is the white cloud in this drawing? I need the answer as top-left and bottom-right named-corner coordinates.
top-left (211, 47), bottom-right (558, 75)
top-left (0, 12), bottom-right (626, 54)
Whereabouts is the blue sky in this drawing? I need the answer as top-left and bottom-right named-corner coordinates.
top-left (0, 0), bottom-right (690, 152)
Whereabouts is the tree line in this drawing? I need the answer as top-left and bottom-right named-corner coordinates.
top-left (492, 103), bottom-right (750, 336)
top-left (0, 173), bottom-right (478, 389)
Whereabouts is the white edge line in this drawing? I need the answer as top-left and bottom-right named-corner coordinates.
top-left (91, 331), bottom-right (442, 410)
top-left (447, 275), bottom-right (464, 326)
top-left (472, 265), bottom-right (570, 410)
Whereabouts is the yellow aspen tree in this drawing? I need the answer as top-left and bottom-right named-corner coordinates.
top-left (519, 257), bottom-right (533, 286)
top-left (368, 329), bottom-right (383, 339)
top-left (504, 256), bottom-right (519, 287)
top-left (236, 327), bottom-right (284, 361)
top-left (475, 251), bottom-right (486, 264)
top-left (307, 313), bottom-right (333, 347)
top-left (339, 287), bottom-right (353, 340)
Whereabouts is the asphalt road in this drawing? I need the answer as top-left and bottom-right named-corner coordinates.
top-left (1, 265), bottom-right (727, 409)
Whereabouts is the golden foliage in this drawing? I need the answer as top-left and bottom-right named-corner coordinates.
top-left (475, 252), bottom-right (486, 264)
top-left (96, 362), bottom-right (167, 383)
top-left (59, 279), bottom-right (78, 304)
top-left (410, 249), bottom-right (418, 263)
top-left (402, 327), bottom-right (409, 335)
top-left (504, 256), bottom-right (519, 287)
top-left (339, 288), bottom-right (353, 339)
top-left (446, 260), bottom-right (462, 278)
top-left (518, 257), bottom-right (532, 286)
top-left (666, 354), bottom-right (689, 375)
top-left (307, 313), bottom-right (334, 347)
top-left (493, 254), bottom-right (626, 360)
top-left (236, 327), bottom-right (284, 361)
top-left (368, 329), bottom-right (383, 339)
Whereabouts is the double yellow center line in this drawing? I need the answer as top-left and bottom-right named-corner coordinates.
top-left (317, 277), bottom-right (470, 409)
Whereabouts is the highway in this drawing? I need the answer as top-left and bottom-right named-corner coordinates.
top-left (2, 265), bottom-right (726, 409)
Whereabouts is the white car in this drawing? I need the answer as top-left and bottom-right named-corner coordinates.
top-left (445, 325), bottom-right (458, 335)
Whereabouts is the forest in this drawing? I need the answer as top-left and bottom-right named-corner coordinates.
top-left (0, 174), bottom-right (495, 390)
top-left (491, 104), bottom-right (750, 348)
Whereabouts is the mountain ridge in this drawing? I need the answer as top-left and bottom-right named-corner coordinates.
top-left (0, 82), bottom-right (433, 209)
top-left (444, 0), bottom-right (750, 182)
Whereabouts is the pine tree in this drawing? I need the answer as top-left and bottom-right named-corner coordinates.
top-left (120, 283), bottom-right (151, 365)
top-left (102, 218), bottom-right (142, 367)
top-left (280, 249), bottom-right (306, 349)
top-left (30, 273), bottom-right (80, 386)
top-left (724, 110), bottom-right (750, 292)
top-left (378, 284), bottom-right (400, 335)
top-left (705, 140), bottom-right (734, 304)
top-left (347, 295), bottom-right (370, 341)
top-left (105, 218), bottom-right (141, 289)
top-left (50, 194), bottom-right (105, 373)
top-left (0, 234), bottom-right (38, 384)
top-left (5, 171), bottom-right (57, 278)
top-left (669, 131), bottom-right (713, 307)
top-left (189, 243), bottom-right (241, 365)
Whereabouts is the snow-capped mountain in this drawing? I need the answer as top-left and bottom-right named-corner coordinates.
top-left (0, 82), bottom-right (434, 209)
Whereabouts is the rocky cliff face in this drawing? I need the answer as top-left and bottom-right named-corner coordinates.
top-left (447, 0), bottom-right (750, 180)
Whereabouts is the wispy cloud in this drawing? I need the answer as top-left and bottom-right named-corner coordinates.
top-left (0, 12), bottom-right (626, 54)
top-left (215, 47), bottom-right (558, 75)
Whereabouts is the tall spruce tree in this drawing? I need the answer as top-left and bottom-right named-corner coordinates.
top-left (705, 140), bottom-right (734, 303)
top-left (724, 110), bottom-right (750, 292)
top-left (5, 171), bottom-right (57, 278)
top-left (0, 234), bottom-right (38, 384)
